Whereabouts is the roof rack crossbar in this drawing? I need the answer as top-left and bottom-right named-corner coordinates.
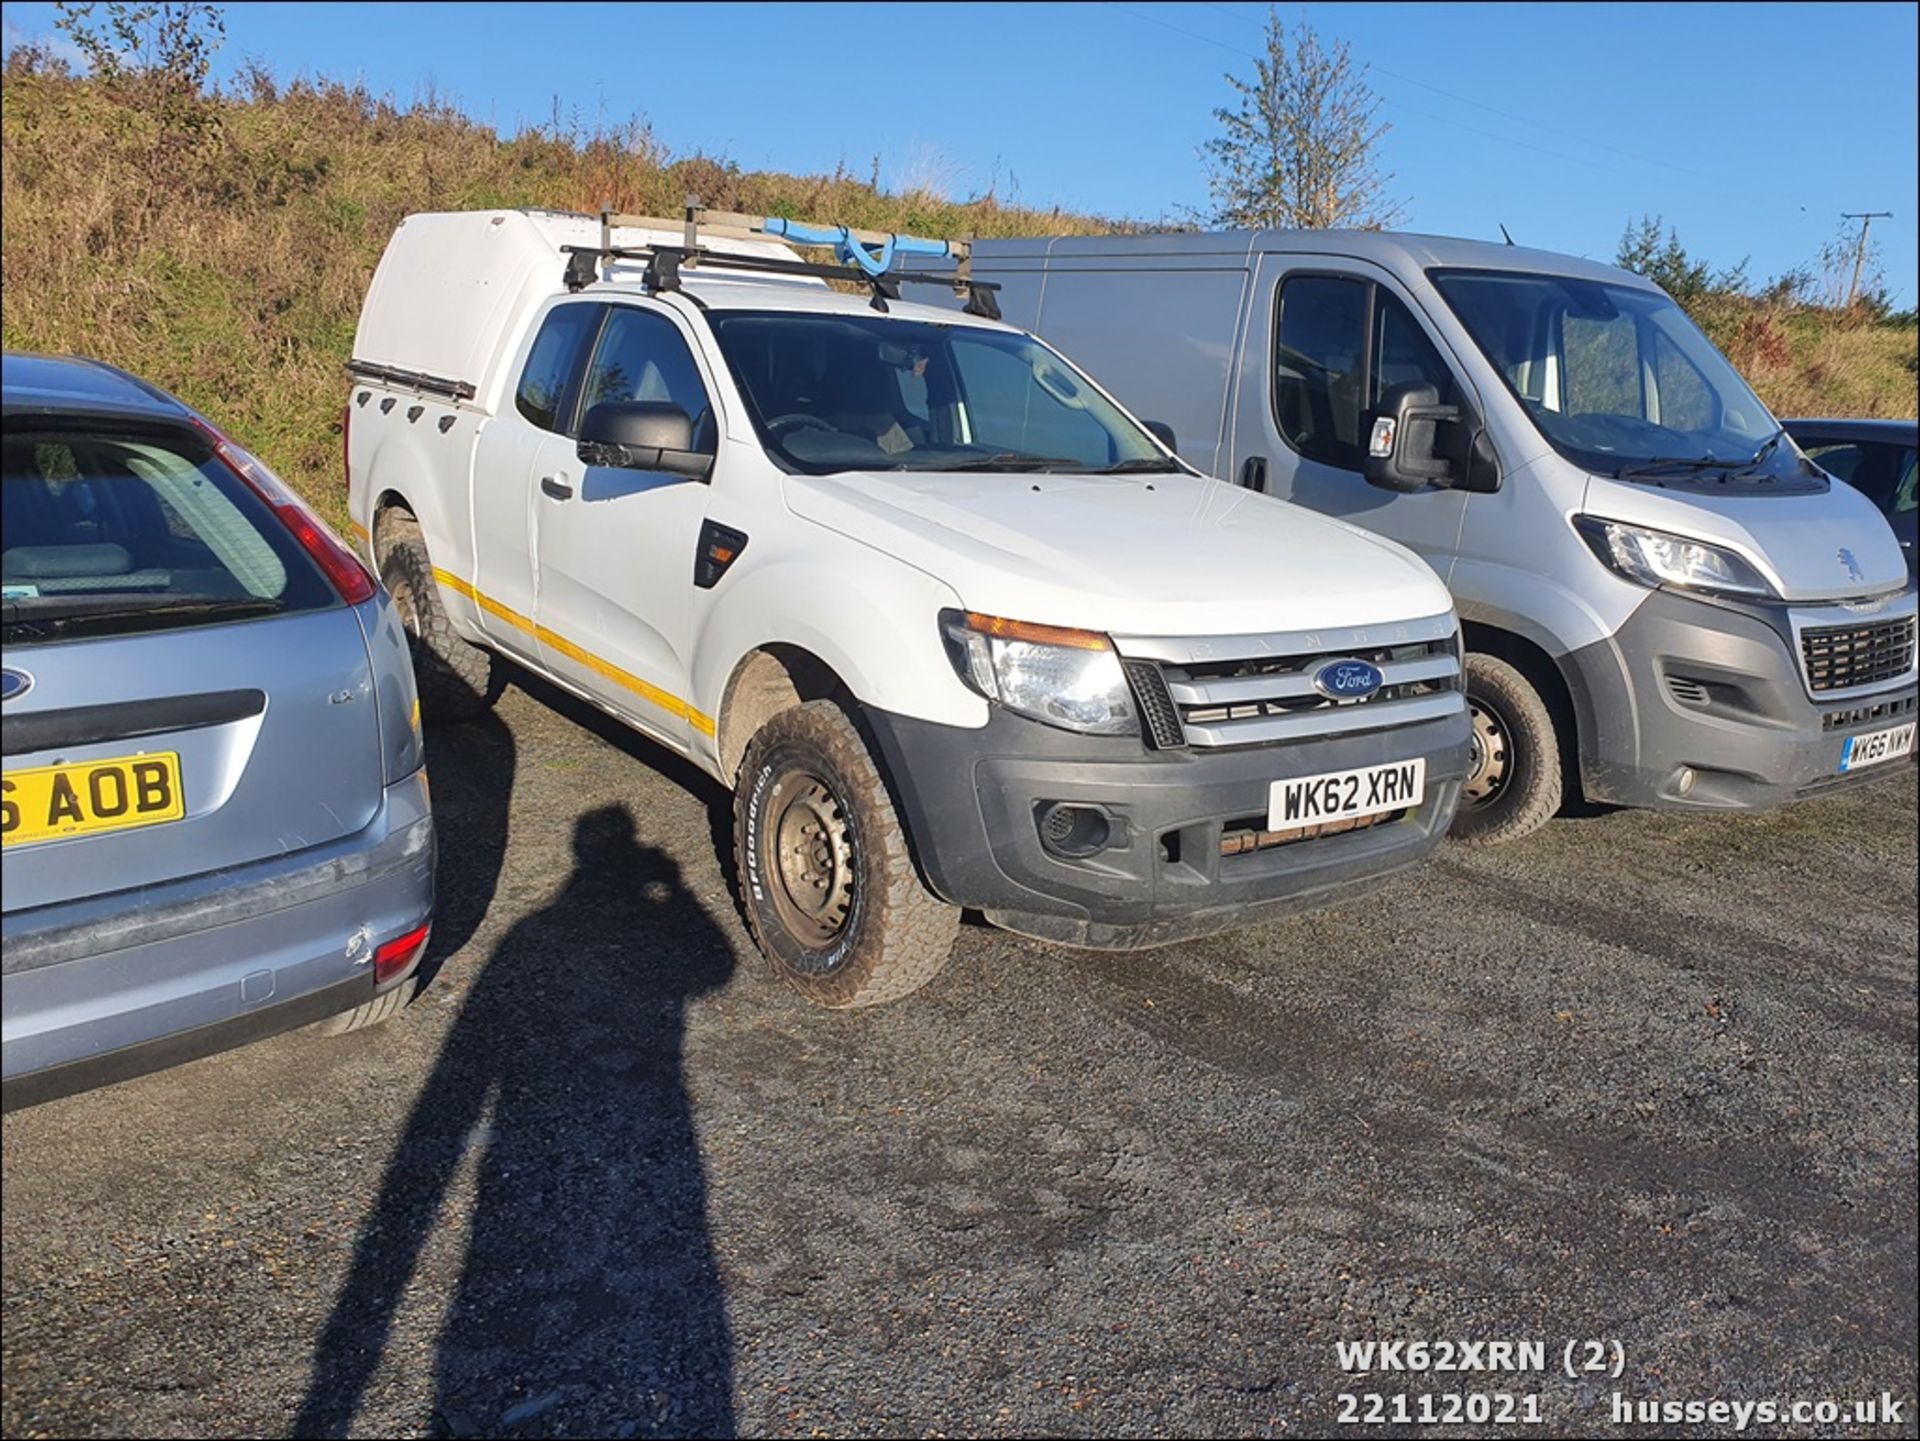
top-left (564, 200), bottom-right (1001, 319)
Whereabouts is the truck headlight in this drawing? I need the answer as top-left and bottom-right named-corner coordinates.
top-left (1575, 517), bottom-right (1775, 598)
top-left (939, 610), bottom-right (1139, 736)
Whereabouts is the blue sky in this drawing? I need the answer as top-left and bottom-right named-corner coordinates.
top-left (5, 1), bottom-right (1916, 304)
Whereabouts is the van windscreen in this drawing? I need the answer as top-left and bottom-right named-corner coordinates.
top-left (1432, 269), bottom-right (1809, 485)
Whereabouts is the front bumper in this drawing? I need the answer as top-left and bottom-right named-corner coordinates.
top-left (2, 768), bottom-right (434, 1110)
top-left (864, 703), bottom-right (1471, 949)
top-left (1567, 587), bottom-right (1917, 810)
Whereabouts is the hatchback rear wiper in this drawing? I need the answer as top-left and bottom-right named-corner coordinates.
top-left (2, 596), bottom-right (283, 638)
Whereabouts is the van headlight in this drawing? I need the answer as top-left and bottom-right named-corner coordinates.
top-left (1575, 517), bottom-right (1775, 598)
top-left (939, 609), bottom-right (1139, 736)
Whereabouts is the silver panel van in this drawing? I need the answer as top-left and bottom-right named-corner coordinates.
top-left (968, 232), bottom-right (1916, 841)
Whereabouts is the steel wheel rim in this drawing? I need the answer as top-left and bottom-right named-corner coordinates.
top-left (765, 769), bottom-right (856, 953)
top-left (1462, 697), bottom-right (1512, 809)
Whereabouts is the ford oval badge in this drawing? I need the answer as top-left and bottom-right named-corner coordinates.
top-left (1312, 657), bottom-right (1384, 701)
top-left (0, 667), bottom-right (30, 704)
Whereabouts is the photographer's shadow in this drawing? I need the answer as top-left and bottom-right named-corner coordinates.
top-left (297, 804), bottom-right (737, 1438)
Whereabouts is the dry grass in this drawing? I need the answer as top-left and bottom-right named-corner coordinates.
top-left (1694, 294), bottom-right (1919, 421)
top-left (4, 66), bottom-right (1915, 535)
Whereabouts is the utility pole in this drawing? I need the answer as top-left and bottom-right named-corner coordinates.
top-left (1840, 210), bottom-right (1892, 307)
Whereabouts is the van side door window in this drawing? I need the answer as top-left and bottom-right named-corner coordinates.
top-left (1273, 275), bottom-right (1370, 470)
top-left (515, 303), bottom-right (604, 434)
top-left (1273, 276), bottom-right (1459, 471)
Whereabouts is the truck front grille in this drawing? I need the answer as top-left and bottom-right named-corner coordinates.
top-left (1800, 616), bottom-right (1916, 693)
top-left (1112, 612), bottom-right (1463, 750)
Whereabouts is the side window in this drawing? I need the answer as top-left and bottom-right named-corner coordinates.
top-left (579, 307), bottom-right (717, 452)
top-left (514, 303), bottom-right (603, 434)
top-left (1895, 451), bottom-right (1917, 516)
top-left (1373, 294), bottom-right (1457, 409)
top-left (1274, 276), bottom-right (1369, 469)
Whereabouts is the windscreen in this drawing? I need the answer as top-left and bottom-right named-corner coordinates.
top-left (2, 424), bottom-right (336, 643)
top-left (1432, 269), bottom-right (1799, 482)
top-left (705, 310), bottom-right (1171, 475)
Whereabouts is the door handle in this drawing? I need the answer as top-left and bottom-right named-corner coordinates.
top-left (539, 474), bottom-right (574, 501)
top-left (1240, 455), bottom-right (1268, 492)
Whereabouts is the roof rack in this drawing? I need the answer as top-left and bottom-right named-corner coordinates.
top-left (558, 199), bottom-right (1002, 320)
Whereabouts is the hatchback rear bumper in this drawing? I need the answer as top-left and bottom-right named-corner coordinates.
top-left (1, 768), bottom-right (433, 1110)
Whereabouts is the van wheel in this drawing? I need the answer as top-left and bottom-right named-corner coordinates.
top-left (378, 515), bottom-right (494, 724)
top-left (734, 700), bottom-right (959, 1007)
top-left (1450, 652), bottom-right (1562, 845)
top-left (315, 979), bottom-right (415, 1035)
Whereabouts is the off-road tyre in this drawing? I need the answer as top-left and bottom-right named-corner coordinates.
top-left (378, 514), bottom-right (495, 724)
top-left (734, 700), bottom-right (959, 1007)
top-left (1449, 651), bottom-right (1562, 845)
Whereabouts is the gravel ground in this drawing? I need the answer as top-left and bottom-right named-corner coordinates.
top-left (4, 673), bottom-right (1916, 1439)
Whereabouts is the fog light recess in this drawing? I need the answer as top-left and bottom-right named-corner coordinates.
top-left (1036, 802), bottom-right (1112, 859)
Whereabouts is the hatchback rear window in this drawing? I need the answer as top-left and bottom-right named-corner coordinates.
top-left (2, 424), bottom-right (337, 643)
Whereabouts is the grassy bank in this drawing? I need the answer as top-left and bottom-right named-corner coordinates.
top-left (3, 64), bottom-right (1915, 530)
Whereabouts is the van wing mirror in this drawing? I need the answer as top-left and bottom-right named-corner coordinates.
top-left (1363, 383), bottom-right (1460, 493)
top-left (1144, 420), bottom-right (1178, 455)
top-left (577, 401), bottom-right (713, 482)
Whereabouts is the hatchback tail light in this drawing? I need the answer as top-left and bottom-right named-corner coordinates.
top-left (192, 416), bottom-right (377, 604)
top-left (373, 922), bottom-right (431, 985)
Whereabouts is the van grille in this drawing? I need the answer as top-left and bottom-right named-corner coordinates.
top-left (1822, 691), bottom-right (1918, 733)
top-left (1112, 613), bottom-right (1463, 750)
top-left (1799, 617), bottom-right (1916, 693)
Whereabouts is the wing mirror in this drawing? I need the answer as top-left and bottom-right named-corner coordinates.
top-left (1363, 383), bottom-right (1459, 492)
top-left (577, 401), bottom-right (714, 482)
top-left (1362, 382), bottom-right (1502, 494)
top-left (1144, 420), bottom-right (1179, 455)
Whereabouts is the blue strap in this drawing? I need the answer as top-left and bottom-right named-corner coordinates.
top-left (761, 217), bottom-right (952, 276)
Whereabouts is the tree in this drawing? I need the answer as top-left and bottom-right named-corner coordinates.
top-left (1615, 215), bottom-right (1747, 307)
top-left (1201, 7), bottom-right (1403, 231)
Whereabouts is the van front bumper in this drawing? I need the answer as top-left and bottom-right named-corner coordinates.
top-left (865, 703), bottom-right (1471, 949)
top-left (1567, 587), bottom-right (1918, 811)
top-left (1, 768), bottom-right (434, 1110)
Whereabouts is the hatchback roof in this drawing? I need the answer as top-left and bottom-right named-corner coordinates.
top-left (1, 352), bottom-right (187, 421)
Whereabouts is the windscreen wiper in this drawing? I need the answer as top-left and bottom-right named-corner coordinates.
top-left (1097, 457), bottom-right (1182, 474)
top-left (1617, 455), bottom-right (1748, 481)
top-left (939, 453), bottom-right (1087, 473)
top-left (1726, 427), bottom-right (1787, 480)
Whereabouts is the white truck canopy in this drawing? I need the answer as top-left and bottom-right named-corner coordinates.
top-left (351, 209), bottom-right (807, 409)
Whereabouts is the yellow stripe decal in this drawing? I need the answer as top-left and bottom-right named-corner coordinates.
top-left (430, 567), bottom-right (716, 736)
top-left (349, 519), bottom-right (370, 542)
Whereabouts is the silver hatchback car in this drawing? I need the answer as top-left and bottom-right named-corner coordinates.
top-left (2, 354), bottom-right (435, 1108)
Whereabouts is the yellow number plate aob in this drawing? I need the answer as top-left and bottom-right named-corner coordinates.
top-left (1, 752), bottom-right (186, 847)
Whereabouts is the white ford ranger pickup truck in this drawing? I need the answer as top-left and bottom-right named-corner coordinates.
top-left (345, 207), bottom-right (1471, 1007)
